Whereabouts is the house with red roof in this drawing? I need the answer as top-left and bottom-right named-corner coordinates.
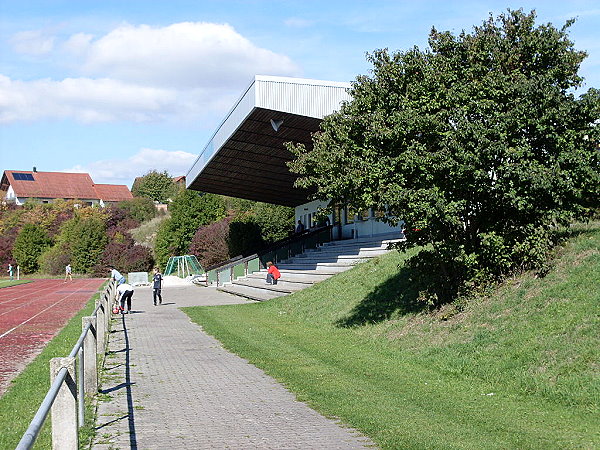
top-left (0, 169), bottom-right (133, 206)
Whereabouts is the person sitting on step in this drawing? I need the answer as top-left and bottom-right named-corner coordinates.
top-left (265, 261), bottom-right (281, 285)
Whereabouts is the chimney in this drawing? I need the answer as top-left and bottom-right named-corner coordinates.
top-left (33, 167), bottom-right (37, 173)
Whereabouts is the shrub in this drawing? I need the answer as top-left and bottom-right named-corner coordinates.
top-left (39, 244), bottom-right (71, 275)
top-left (154, 191), bottom-right (226, 267)
top-left (117, 197), bottom-right (157, 223)
top-left (97, 242), bottom-right (154, 275)
top-left (249, 202), bottom-right (294, 243)
top-left (70, 217), bottom-right (108, 274)
top-left (12, 224), bottom-right (52, 273)
top-left (189, 218), bottom-right (231, 268)
top-left (227, 216), bottom-right (264, 257)
top-left (0, 227), bottom-right (18, 267)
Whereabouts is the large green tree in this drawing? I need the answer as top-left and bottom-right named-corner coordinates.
top-left (154, 190), bottom-right (226, 267)
top-left (132, 170), bottom-right (178, 203)
top-left (289, 10), bottom-right (600, 303)
top-left (12, 224), bottom-right (52, 273)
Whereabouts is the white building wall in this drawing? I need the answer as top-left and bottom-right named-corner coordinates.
top-left (295, 200), bottom-right (403, 240)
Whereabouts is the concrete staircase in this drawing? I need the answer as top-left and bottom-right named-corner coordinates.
top-left (217, 233), bottom-right (404, 301)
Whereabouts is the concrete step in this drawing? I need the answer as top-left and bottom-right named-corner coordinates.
top-left (217, 284), bottom-right (286, 302)
top-left (285, 257), bottom-right (369, 265)
top-left (293, 253), bottom-right (382, 262)
top-left (233, 278), bottom-right (305, 292)
top-left (318, 241), bottom-right (390, 250)
top-left (215, 234), bottom-right (402, 302)
top-left (321, 234), bottom-right (403, 247)
top-left (246, 272), bottom-right (316, 286)
top-left (277, 262), bottom-right (356, 272)
top-left (304, 247), bottom-right (390, 257)
top-left (275, 270), bottom-right (336, 281)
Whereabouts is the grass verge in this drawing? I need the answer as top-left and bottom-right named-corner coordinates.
top-left (184, 222), bottom-right (599, 449)
top-left (0, 279), bottom-right (31, 288)
top-left (0, 281), bottom-right (107, 449)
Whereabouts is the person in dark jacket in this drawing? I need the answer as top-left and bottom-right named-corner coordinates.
top-left (152, 267), bottom-right (163, 306)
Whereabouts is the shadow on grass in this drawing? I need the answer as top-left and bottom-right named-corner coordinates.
top-left (335, 265), bottom-right (425, 328)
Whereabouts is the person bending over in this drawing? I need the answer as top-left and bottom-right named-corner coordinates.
top-left (117, 283), bottom-right (135, 314)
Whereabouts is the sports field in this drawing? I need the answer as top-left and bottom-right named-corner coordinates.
top-left (0, 278), bottom-right (105, 395)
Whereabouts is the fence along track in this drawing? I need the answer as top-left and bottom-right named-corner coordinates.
top-left (16, 281), bottom-right (117, 450)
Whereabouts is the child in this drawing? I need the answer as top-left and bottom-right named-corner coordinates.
top-left (152, 267), bottom-right (163, 306)
top-left (117, 282), bottom-right (134, 314)
top-left (265, 261), bottom-right (281, 285)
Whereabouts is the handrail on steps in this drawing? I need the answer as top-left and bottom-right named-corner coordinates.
top-left (205, 225), bottom-right (333, 287)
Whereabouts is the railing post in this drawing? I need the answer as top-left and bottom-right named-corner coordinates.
top-left (50, 357), bottom-right (78, 450)
top-left (82, 316), bottom-right (97, 395)
top-left (96, 299), bottom-right (105, 355)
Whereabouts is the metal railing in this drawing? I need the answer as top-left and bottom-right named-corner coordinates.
top-left (205, 225), bottom-right (333, 287)
top-left (16, 280), bottom-right (117, 450)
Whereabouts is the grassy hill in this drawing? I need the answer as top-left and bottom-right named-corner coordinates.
top-left (184, 222), bottom-right (599, 449)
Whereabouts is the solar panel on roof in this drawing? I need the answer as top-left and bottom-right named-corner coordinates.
top-left (13, 173), bottom-right (35, 181)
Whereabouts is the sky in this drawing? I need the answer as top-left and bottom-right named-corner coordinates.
top-left (1, 0), bottom-right (599, 188)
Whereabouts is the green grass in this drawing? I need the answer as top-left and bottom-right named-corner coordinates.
top-left (0, 282), bottom-right (107, 449)
top-left (0, 279), bottom-right (31, 288)
top-left (184, 222), bottom-right (600, 449)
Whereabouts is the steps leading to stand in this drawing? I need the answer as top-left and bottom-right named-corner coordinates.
top-left (217, 233), bottom-right (404, 301)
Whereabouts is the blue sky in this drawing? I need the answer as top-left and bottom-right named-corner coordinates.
top-left (1, 0), bottom-right (599, 188)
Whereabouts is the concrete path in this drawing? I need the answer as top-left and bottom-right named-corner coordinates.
top-left (92, 285), bottom-right (373, 449)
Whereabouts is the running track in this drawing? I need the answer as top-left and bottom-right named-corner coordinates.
top-left (0, 278), bottom-right (105, 396)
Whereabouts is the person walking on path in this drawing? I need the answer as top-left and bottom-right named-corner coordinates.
top-left (152, 267), bottom-right (163, 306)
top-left (7, 264), bottom-right (13, 281)
top-left (109, 266), bottom-right (126, 285)
top-left (265, 261), bottom-right (281, 285)
top-left (117, 282), bottom-right (134, 314)
top-left (64, 263), bottom-right (73, 282)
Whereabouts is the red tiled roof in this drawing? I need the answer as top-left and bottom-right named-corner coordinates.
top-left (2, 170), bottom-right (133, 202)
top-left (4, 171), bottom-right (98, 199)
top-left (173, 175), bottom-right (186, 183)
top-left (94, 184), bottom-right (133, 202)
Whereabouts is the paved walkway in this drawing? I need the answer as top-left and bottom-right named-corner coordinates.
top-left (93, 285), bottom-right (373, 449)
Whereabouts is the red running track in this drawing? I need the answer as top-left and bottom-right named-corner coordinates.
top-left (0, 278), bottom-right (105, 396)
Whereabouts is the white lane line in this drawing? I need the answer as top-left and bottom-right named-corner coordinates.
top-left (0, 281), bottom-right (98, 340)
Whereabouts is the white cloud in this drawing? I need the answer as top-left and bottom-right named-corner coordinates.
top-left (64, 148), bottom-right (197, 186)
top-left (2, 21), bottom-right (301, 124)
top-left (69, 22), bottom-right (300, 89)
top-left (0, 75), bottom-right (181, 123)
top-left (10, 29), bottom-right (55, 55)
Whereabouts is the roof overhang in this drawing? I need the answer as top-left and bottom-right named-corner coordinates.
top-left (186, 76), bottom-right (351, 207)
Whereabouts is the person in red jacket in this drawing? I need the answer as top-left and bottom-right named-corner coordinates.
top-left (266, 261), bottom-right (281, 285)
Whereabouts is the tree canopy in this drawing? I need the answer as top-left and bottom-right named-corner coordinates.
top-left (288, 9), bottom-right (600, 304)
top-left (154, 190), bottom-right (227, 267)
top-left (131, 170), bottom-right (179, 203)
